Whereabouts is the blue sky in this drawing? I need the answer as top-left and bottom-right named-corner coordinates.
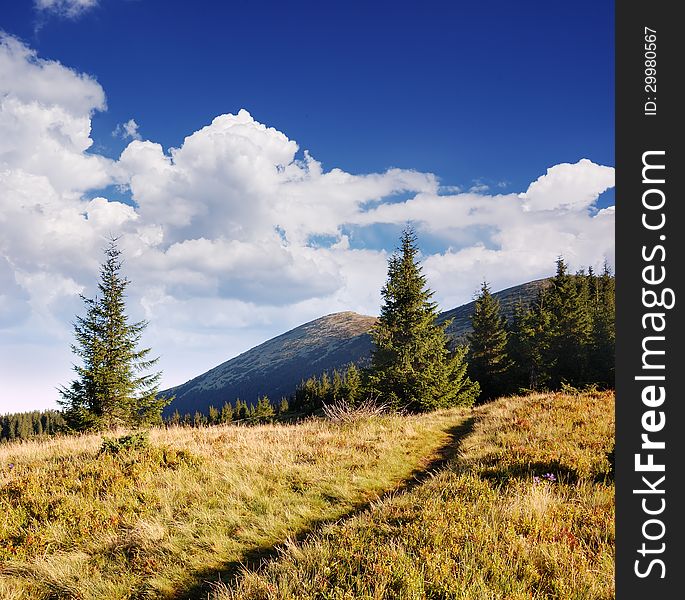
top-left (4, 0), bottom-right (614, 197)
top-left (0, 0), bottom-right (615, 412)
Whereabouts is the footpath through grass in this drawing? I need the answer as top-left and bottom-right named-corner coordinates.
top-left (0, 409), bottom-right (467, 599)
top-left (215, 391), bottom-right (615, 600)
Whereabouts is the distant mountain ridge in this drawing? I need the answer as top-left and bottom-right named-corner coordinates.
top-left (439, 278), bottom-right (550, 340)
top-left (162, 278), bottom-right (549, 415)
top-left (163, 312), bottom-right (376, 416)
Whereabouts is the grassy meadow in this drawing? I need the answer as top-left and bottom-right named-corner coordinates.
top-left (0, 391), bottom-right (614, 599)
top-left (0, 409), bottom-right (465, 599)
top-left (216, 390), bottom-right (615, 600)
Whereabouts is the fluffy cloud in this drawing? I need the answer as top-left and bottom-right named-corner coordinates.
top-left (351, 158), bottom-right (615, 306)
top-left (0, 33), bottom-right (104, 114)
top-left (113, 118), bottom-right (142, 141)
top-left (0, 36), bottom-right (615, 413)
top-left (0, 34), bottom-right (114, 198)
top-left (119, 110), bottom-right (438, 246)
top-left (34, 0), bottom-right (99, 19)
top-left (520, 159), bottom-right (615, 212)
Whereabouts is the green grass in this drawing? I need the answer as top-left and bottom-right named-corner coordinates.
top-left (214, 391), bottom-right (615, 600)
top-left (0, 409), bottom-right (466, 599)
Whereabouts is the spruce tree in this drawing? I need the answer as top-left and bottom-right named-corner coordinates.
top-left (233, 398), bottom-right (248, 420)
top-left (331, 370), bottom-right (344, 403)
top-left (368, 228), bottom-right (478, 411)
top-left (220, 401), bottom-right (233, 424)
top-left (589, 263), bottom-right (616, 387)
top-left (319, 372), bottom-right (332, 403)
top-left (546, 258), bottom-right (592, 387)
top-left (343, 363), bottom-right (362, 405)
top-left (193, 411), bottom-right (206, 427)
top-left (168, 410), bottom-right (181, 426)
top-left (466, 281), bottom-right (512, 402)
top-left (254, 395), bottom-right (275, 421)
top-left (506, 291), bottom-right (552, 391)
top-left (58, 239), bottom-right (168, 431)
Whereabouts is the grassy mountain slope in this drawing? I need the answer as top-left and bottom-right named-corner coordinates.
top-left (439, 277), bottom-right (550, 341)
top-left (216, 390), bottom-right (615, 600)
top-left (0, 408), bottom-right (465, 599)
top-left (0, 391), bottom-right (614, 599)
top-left (164, 279), bottom-right (549, 415)
top-left (165, 312), bottom-right (376, 416)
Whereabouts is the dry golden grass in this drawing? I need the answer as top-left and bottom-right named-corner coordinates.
top-left (214, 391), bottom-right (615, 600)
top-left (0, 409), bottom-right (466, 599)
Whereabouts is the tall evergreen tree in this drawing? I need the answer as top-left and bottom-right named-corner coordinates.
top-left (58, 239), bottom-right (168, 430)
top-left (331, 370), bottom-right (344, 403)
top-left (367, 228), bottom-right (478, 411)
top-left (466, 282), bottom-right (512, 402)
top-left (343, 363), bottom-right (362, 406)
top-left (589, 263), bottom-right (616, 387)
top-left (546, 258), bottom-right (592, 387)
top-left (506, 291), bottom-right (552, 391)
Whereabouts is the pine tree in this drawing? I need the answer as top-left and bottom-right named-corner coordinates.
top-left (466, 282), bottom-right (512, 402)
top-left (506, 291), bottom-right (552, 391)
top-left (368, 228), bottom-right (478, 411)
top-left (343, 363), bottom-right (362, 405)
top-left (233, 398), bottom-right (248, 421)
top-left (319, 372), bottom-right (332, 403)
top-left (254, 395), bottom-right (275, 421)
top-left (589, 263), bottom-right (615, 387)
top-left (546, 258), bottom-right (592, 387)
top-left (331, 370), bottom-right (343, 403)
top-left (168, 410), bottom-right (181, 426)
top-left (58, 239), bottom-right (169, 431)
top-left (220, 401), bottom-right (233, 424)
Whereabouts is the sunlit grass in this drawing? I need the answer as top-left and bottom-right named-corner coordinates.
top-left (214, 391), bottom-right (615, 600)
top-left (0, 409), bottom-right (467, 599)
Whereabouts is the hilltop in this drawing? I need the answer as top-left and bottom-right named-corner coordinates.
top-left (164, 311), bottom-right (377, 416)
top-left (163, 278), bottom-right (549, 415)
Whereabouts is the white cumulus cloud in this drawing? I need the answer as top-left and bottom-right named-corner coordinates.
top-left (0, 36), bottom-right (615, 413)
top-left (520, 158), bottom-right (615, 212)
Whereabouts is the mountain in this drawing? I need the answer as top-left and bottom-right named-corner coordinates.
top-left (439, 277), bottom-right (550, 340)
top-left (164, 312), bottom-right (377, 416)
top-left (162, 279), bottom-right (549, 415)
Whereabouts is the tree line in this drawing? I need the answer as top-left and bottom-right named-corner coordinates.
top-left (467, 258), bottom-right (615, 402)
top-left (5, 228), bottom-right (614, 443)
top-left (275, 234), bottom-right (615, 414)
top-left (164, 395), bottom-right (289, 427)
top-left (0, 410), bottom-right (65, 443)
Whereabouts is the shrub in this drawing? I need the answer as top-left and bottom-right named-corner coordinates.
top-left (100, 431), bottom-right (149, 455)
